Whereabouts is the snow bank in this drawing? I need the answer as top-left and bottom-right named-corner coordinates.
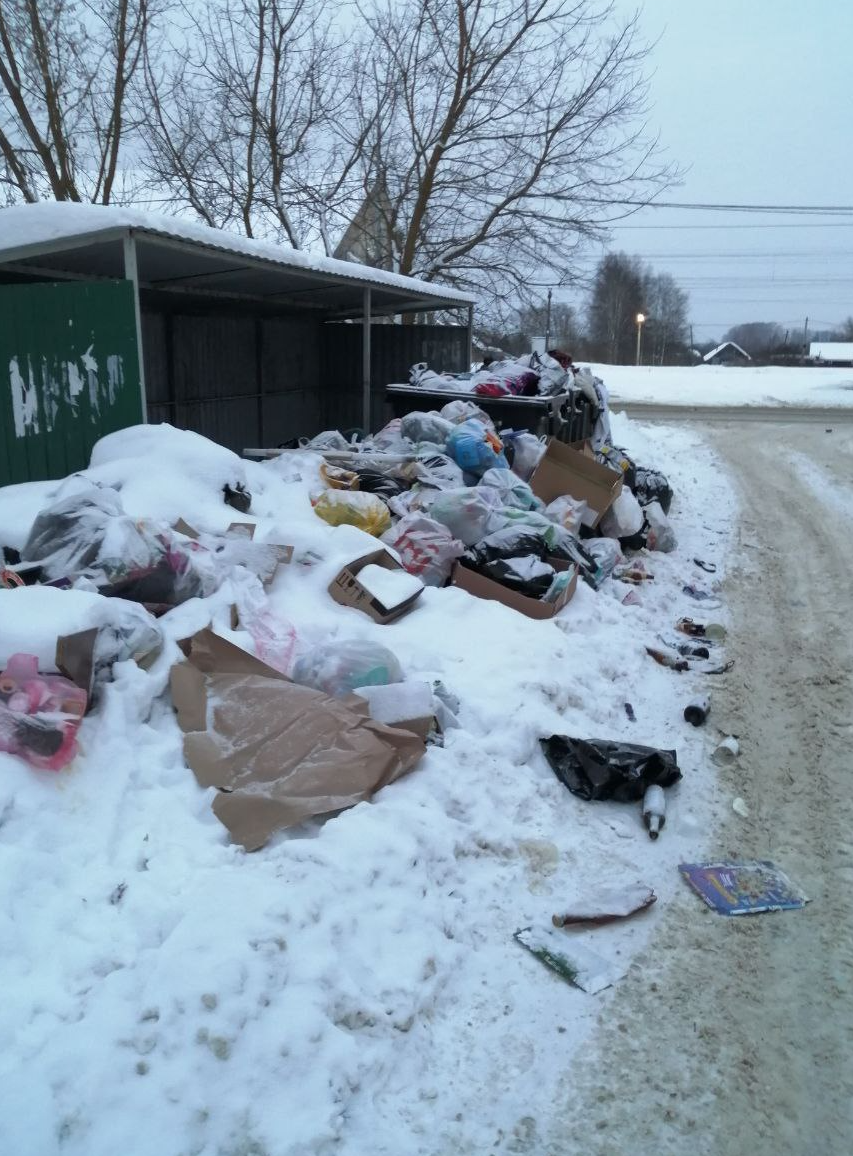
top-left (593, 362), bottom-right (853, 408)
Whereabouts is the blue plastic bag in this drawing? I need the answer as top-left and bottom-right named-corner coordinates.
top-left (445, 419), bottom-right (508, 477)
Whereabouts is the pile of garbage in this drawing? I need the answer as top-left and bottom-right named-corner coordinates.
top-left (300, 388), bottom-right (677, 618)
top-left (0, 368), bottom-right (725, 863)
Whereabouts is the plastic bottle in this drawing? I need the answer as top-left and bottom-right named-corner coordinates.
top-left (642, 785), bottom-right (666, 840)
top-left (683, 695), bottom-right (710, 727)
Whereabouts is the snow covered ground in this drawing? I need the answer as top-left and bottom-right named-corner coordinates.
top-left (593, 363), bottom-right (853, 408)
top-left (0, 415), bottom-right (738, 1156)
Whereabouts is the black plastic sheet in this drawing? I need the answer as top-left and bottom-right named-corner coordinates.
top-left (541, 736), bottom-right (682, 802)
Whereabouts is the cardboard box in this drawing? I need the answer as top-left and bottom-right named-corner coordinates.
top-left (530, 439), bottom-right (623, 527)
top-left (171, 629), bottom-right (427, 850)
top-left (328, 549), bottom-right (423, 624)
top-left (451, 559), bottom-right (577, 621)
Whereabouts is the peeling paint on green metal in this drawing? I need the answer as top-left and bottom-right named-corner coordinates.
top-left (0, 280), bottom-right (143, 485)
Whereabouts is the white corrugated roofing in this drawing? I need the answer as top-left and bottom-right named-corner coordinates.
top-left (0, 202), bottom-right (476, 307)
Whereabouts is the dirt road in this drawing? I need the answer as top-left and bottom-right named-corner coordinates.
top-left (548, 421), bottom-right (853, 1156)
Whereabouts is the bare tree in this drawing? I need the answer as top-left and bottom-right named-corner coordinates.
top-left (723, 322), bottom-right (785, 359)
top-left (0, 0), bottom-right (154, 203)
top-left (140, 0), bottom-right (375, 250)
top-left (642, 270), bottom-right (689, 364)
top-left (336, 0), bottom-right (673, 306)
top-left (587, 251), bottom-right (644, 362)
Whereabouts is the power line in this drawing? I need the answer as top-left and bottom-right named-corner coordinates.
top-left (611, 222), bottom-right (853, 230)
top-left (600, 200), bottom-right (853, 215)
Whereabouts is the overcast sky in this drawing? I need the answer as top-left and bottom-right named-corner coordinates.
top-left (571, 0), bottom-right (851, 343)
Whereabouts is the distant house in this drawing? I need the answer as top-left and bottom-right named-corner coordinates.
top-left (809, 342), bottom-right (853, 366)
top-left (702, 342), bottom-right (751, 366)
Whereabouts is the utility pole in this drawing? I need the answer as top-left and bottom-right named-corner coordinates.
top-left (802, 316), bottom-right (809, 364)
top-left (545, 288), bottom-right (552, 350)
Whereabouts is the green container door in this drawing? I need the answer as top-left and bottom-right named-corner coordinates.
top-left (0, 279), bottom-right (144, 486)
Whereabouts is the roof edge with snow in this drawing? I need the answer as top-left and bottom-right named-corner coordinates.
top-left (0, 203), bottom-right (475, 317)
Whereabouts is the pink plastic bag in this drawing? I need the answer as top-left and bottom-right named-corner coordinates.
top-left (0, 654), bottom-right (88, 771)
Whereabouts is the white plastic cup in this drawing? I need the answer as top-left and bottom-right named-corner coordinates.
top-left (712, 735), bottom-right (740, 765)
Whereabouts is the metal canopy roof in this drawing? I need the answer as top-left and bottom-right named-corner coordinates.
top-left (0, 205), bottom-right (475, 318)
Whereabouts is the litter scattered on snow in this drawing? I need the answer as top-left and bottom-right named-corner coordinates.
top-left (678, 860), bottom-right (809, 915)
top-left (0, 393), bottom-right (741, 1152)
top-left (514, 925), bottom-right (627, 994)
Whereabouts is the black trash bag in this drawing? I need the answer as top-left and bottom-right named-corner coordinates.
top-left (544, 526), bottom-right (600, 586)
top-left (479, 555), bottom-right (555, 598)
top-left (353, 469), bottom-right (405, 499)
top-left (541, 736), bottom-right (682, 802)
top-left (619, 527), bottom-right (648, 552)
top-left (633, 467), bottom-right (673, 515)
top-left (465, 527), bottom-right (549, 566)
top-left (223, 482), bottom-right (252, 513)
top-left (98, 557), bottom-right (203, 608)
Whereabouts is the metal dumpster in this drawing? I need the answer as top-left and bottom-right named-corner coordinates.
top-left (385, 384), bottom-right (594, 442)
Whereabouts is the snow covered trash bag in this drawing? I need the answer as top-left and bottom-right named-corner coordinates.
top-left (19, 484), bottom-right (207, 607)
top-left (170, 630), bottom-right (426, 850)
top-left (291, 640), bottom-right (403, 698)
top-left (0, 653), bottom-right (88, 772)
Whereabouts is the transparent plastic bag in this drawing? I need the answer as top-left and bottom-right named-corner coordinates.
top-left (22, 484), bottom-right (205, 606)
top-left (440, 399), bottom-right (494, 428)
top-left (400, 411), bottom-right (455, 446)
top-left (445, 420), bottom-right (508, 477)
top-left (234, 575), bottom-right (298, 675)
top-left (0, 653), bottom-right (88, 772)
top-left (504, 431), bottom-right (546, 481)
top-left (312, 489), bottom-right (391, 537)
top-left (599, 489), bottom-right (644, 540)
top-left (428, 487), bottom-right (500, 546)
top-left (644, 500), bottom-right (677, 553)
top-left (382, 514), bottom-right (465, 587)
top-left (544, 494), bottom-right (588, 535)
top-left (478, 468), bottom-right (542, 511)
top-left (403, 453), bottom-right (465, 491)
top-left (300, 430), bottom-right (352, 452)
top-left (291, 640), bottom-right (403, 698)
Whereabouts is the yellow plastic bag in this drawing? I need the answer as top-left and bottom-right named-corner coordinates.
top-left (312, 489), bottom-right (391, 537)
top-left (320, 462), bottom-right (359, 490)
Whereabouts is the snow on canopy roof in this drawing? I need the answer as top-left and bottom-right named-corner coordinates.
top-left (809, 341), bottom-right (853, 361)
top-left (0, 202), bottom-right (476, 308)
top-left (703, 341), bottom-right (751, 362)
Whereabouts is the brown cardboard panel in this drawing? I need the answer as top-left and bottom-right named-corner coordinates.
top-left (171, 629), bottom-right (426, 850)
top-left (328, 549), bottom-right (423, 624)
top-left (530, 439), bottom-right (623, 526)
top-left (451, 561), bottom-right (577, 620)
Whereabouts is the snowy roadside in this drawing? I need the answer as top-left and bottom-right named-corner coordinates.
top-left (0, 414), bottom-right (737, 1156)
top-left (595, 363), bottom-right (853, 409)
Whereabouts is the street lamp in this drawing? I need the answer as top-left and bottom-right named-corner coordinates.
top-left (635, 313), bottom-right (646, 366)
